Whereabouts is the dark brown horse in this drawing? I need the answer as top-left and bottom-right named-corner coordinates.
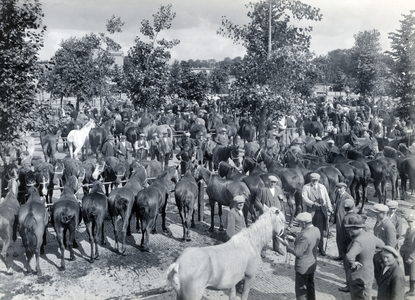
top-left (212, 144), bottom-right (240, 170)
top-left (107, 170), bottom-right (145, 255)
top-left (0, 177), bottom-right (19, 274)
top-left (194, 165), bottom-right (250, 231)
top-left (136, 165), bottom-right (180, 252)
top-left (82, 181), bottom-right (108, 263)
top-left (174, 161), bottom-right (198, 241)
top-left (40, 128), bottom-right (61, 163)
top-left (89, 118), bottom-right (115, 158)
top-left (52, 175), bottom-right (82, 270)
top-left (35, 162), bottom-right (54, 205)
top-left (18, 186), bottom-right (48, 274)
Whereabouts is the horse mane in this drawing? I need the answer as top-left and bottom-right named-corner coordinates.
top-left (90, 181), bottom-right (104, 194)
top-left (398, 143), bottom-right (413, 155)
top-left (383, 146), bottom-right (398, 158)
top-left (230, 208), bottom-right (283, 250)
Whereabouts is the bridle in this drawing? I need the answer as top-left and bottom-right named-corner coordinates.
top-left (255, 149), bottom-right (262, 162)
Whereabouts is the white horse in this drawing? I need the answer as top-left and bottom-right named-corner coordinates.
top-left (167, 207), bottom-right (285, 300)
top-left (67, 119), bottom-right (96, 160)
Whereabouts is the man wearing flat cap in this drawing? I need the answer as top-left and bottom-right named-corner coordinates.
top-left (101, 135), bottom-right (117, 157)
top-left (338, 198), bottom-right (358, 293)
top-left (115, 134), bottom-right (133, 161)
top-left (302, 172), bottom-right (333, 256)
top-left (149, 133), bottom-right (160, 161)
top-left (255, 175), bottom-right (286, 256)
top-left (215, 128), bottom-right (229, 146)
top-left (266, 130), bottom-right (280, 159)
top-left (226, 195), bottom-right (246, 241)
top-left (278, 212), bottom-right (320, 300)
top-left (201, 134), bottom-right (216, 171)
top-left (332, 182), bottom-right (354, 261)
top-left (375, 246), bottom-right (405, 300)
top-left (386, 200), bottom-right (403, 248)
top-left (345, 214), bottom-right (385, 300)
top-left (372, 203), bottom-right (398, 287)
top-left (134, 133), bottom-right (149, 160)
top-left (400, 214), bottom-right (415, 297)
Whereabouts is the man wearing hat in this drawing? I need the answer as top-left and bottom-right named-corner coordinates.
top-left (340, 116), bottom-right (350, 133)
top-left (345, 214), bottom-right (385, 300)
top-left (178, 131), bottom-right (195, 151)
top-left (215, 128), bottom-right (229, 146)
top-left (278, 212), bottom-right (320, 300)
top-left (338, 198), bottom-right (359, 293)
top-left (159, 131), bottom-right (173, 170)
top-left (375, 246), bottom-right (405, 300)
top-left (386, 200), bottom-right (403, 248)
top-left (201, 134), bottom-right (216, 171)
top-left (255, 175), bottom-right (286, 256)
top-left (226, 195), bottom-right (246, 241)
top-left (101, 135), bottom-right (117, 157)
top-left (149, 133), bottom-right (160, 161)
top-left (115, 134), bottom-right (133, 161)
top-left (332, 182), bottom-right (354, 261)
top-left (400, 214), bottom-right (415, 297)
top-left (372, 203), bottom-right (397, 286)
top-left (288, 138), bottom-right (304, 155)
top-left (266, 130), bottom-right (280, 159)
top-left (302, 172), bottom-right (333, 256)
top-left (134, 133), bottom-right (149, 160)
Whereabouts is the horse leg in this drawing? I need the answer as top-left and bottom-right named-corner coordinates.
top-left (85, 221), bottom-right (95, 263)
top-left (161, 195), bottom-right (169, 233)
top-left (401, 174), bottom-right (407, 200)
top-left (178, 205), bottom-right (186, 240)
top-left (241, 276), bottom-right (255, 300)
top-left (111, 216), bottom-right (120, 252)
top-left (141, 219), bottom-right (154, 252)
top-left (68, 142), bottom-right (74, 159)
top-left (0, 229), bottom-right (12, 274)
top-left (120, 218), bottom-right (128, 255)
top-left (218, 204), bottom-right (224, 231)
top-left (55, 226), bottom-right (66, 270)
top-left (209, 200), bottom-right (215, 232)
top-left (34, 243), bottom-right (41, 275)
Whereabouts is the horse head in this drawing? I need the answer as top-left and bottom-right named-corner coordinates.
top-left (114, 163), bottom-right (127, 187)
top-left (27, 185), bottom-right (42, 203)
top-left (53, 160), bottom-right (65, 186)
top-left (65, 175), bottom-right (79, 194)
top-left (230, 145), bottom-right (240, 167)
top-left (90, 180), bottom-right (104, 194)
top-left (269, 207), bottom-right (285, 237)
top-left (92, 158), bottom-right (106, 180)
top-left (6, 177), bottom-right (18, 196)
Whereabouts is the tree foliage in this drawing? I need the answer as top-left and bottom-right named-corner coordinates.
top-left (350, 29), bottom-right (383, 98)
top-left (124, 4), bottom-right (179, 109)
top-left (218, 0), bottom-right (322, 136)
top-left (387, 10), bottom-right (415, 121)
top-left (0, 0), bottom-right (46, 152)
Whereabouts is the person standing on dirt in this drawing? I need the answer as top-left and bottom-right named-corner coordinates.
top-left (278, 212), bottom-right (320, 300)
top-left (400, 214), bottom-right (415, 297)
top-left (226, 195), bottom-right (246, 241)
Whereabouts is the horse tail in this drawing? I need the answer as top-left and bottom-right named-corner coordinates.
top-left (60, 206), bottom-right (75, 224)
top-left (115, 193), bottom-right (129, 212)
top-left (166, 262), bottom-right (181, 292)
top-left (23, 212), bottom-right (38, 254)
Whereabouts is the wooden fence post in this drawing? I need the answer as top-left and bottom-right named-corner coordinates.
top-left (198, 181), bottom-right (204, 221)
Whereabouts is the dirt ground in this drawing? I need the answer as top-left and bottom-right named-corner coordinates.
top-left (1, 134), bottom-right (415, 300)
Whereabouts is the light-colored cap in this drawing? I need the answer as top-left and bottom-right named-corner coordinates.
top-left (310, 173), bottom-right (320, 180)
top-left (382, 245), bottom-right (399, 258)
top-left (386, 200), bottom-right (398, 209)
top-left (336, 182), bottom-right (347, 188)
top-left (343, 198), bottom-right (355, 208)
top-left (344, 214), bottom-right (366, 228)
top-left (315, 136), bottom-right (322, 141)
top-left (152, 133), bottom-right (158, 137)
top-left (327, 139), bottom-right (335, 144)
top-left (269, 175), bottom-right (279, 183)
top-left (296, 212), bottom-right (312, 223)
top-left (406, 214), bottom-right (415, 222)
top-left (371, 203), bottom-right (389, 213)
top-left (233, 195), bottom-right (245, 203)
top-left (184, 132), bottom-right (190, 137)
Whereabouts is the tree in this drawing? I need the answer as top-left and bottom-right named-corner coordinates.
top-left (387, 10), bottom-right (415, 122)
top-left (124, 4), bottom-right (179, 109)
top-left (0, 0), bottom-right (46, 153)
top-left (350, 29), bottom-right (382, 99)
top-left (209, 61), bottom-right (230, 94)
top-left (218, 0), bottom-right (322, 139)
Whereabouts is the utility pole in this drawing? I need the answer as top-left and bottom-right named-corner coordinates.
top-left (268, 0), bottom-right (272, 59)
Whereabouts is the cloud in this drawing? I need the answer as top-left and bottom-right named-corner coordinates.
top-left (38, 0), bottom-right (414, 61)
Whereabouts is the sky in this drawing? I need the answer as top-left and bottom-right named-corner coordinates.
top-left (37, 0), bottom-right (414, 62)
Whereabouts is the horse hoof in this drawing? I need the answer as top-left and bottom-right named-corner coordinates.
top-left (186, 237), bottom-right (191, 242)
top-left (163, 229), bottom-right (168, 234)
top-left (218, 227), bottom-right (224, 232)
top-left (208, 228), bottom-right (214, 233)
top-left (59, 266), bottom-right (65, 271)
top-left (6, 270), bottom-right (13, 276)
top-left (140, 246), bottom-right (151, 253)
top-left (69, 256), bottom-right (76, 261)
top-left (89, 259), bottom-right (94, 264)
top-left (101, 241), bottom-right (106, 246)
top-left (95, 256), bottom-right (100, 261)
top-left (151, 230), bottom-right (157, 234)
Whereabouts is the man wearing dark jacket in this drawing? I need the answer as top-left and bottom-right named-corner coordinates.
top-left (278, 212), bottom-right (320, 300)
top-left (376, 246), bottom-right (405, 300)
